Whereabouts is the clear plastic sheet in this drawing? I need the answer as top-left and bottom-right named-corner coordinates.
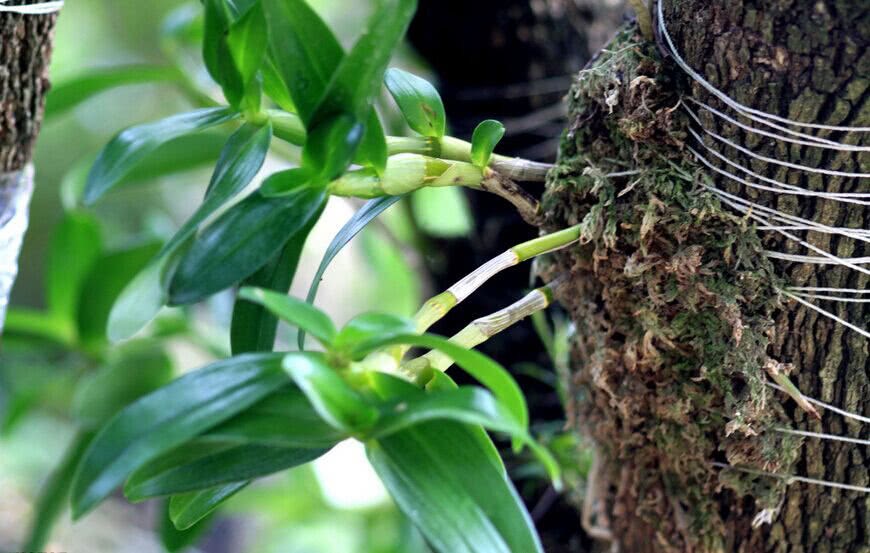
top-left (0, 165), bottom-right (34, 334)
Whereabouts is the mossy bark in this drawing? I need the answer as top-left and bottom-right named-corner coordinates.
top-left (542, 1), bottom-right (867, 551)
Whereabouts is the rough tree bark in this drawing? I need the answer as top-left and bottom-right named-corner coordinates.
top-left (0, 2), bottom-right (57, 329)
top-left (543, 1), bottom-right (867, 551)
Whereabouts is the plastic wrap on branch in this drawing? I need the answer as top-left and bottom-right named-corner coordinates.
top-left (0, 166), bottom-right (34, 333)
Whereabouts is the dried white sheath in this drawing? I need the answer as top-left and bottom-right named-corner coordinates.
top-left (0, 166), bottom-right (34, 333)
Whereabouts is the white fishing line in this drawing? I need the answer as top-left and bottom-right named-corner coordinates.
top-left (657, 0), bottom-right (870, 134)
top-left (686, 97), bottom-right (870, 153)
top-left (683, 105), bottom-right (870, 179)
top-left (764, 251), bottom-right (870, 265)
top-left (712, 462), bottom-right (870, 494)
top-left (774, 427), bottom-right (870, 446)
top-left (781, 290), bottom-right (870, 339)
top-left (765, 381), bottom-right (870, 425)
top-left (0, 0), bottom-right (63, 14)
top-left (687, 142), bottom-right (870, 206)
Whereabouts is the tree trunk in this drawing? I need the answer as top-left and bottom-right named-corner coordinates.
top-left (543, 1), bottom-right (867, 551)
top-left (0, 2), bottom-right (57, 331)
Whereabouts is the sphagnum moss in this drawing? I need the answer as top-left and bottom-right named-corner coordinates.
top-left (539, 26), bottom-right (803, 551)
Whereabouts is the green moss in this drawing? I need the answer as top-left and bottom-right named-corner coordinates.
top-left (541, 26), bottom-right (801, 551)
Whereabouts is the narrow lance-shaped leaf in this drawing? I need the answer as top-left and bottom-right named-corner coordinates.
top-left (169, 483), bottom-right (248, 531)
top-left (304, 0), bottom-right (418, 178)
top-left (226, 1), bottom-right (268, 91)
top-left (105, 122), bottom-right (271, 341)
top-left (125, 443), bottom-right (329, 500)
top-left (262, 0), bottom-right (344, 125)
top-left (300, 196), bottom-right (403, 348)
top-left (384, 67), bottom-right (446, 138)
top-left (84, 108), bottom-right (237, 205)
top-left (70, 354), bottom-right (287, 518)
top-left (202, 0), bottom-right (244, 106)
top-left (45, 65), bottom-right (179, 120)
top-left (368, 420), bottom-right (544, 553)
top-left (238, 287), bottom-right (337, 347)
top-left (351, 332), bottom-right (528, 429)
top-left (169, 187), bottom-right (327, 305)
top-left (158, 499), bottom-right (215, 553)
top-left (229, 211), bottom-right (320, 354)
top-left (471, 119), bottom-right (506, 168)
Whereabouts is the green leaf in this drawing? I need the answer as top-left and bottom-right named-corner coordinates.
top-left (230, 214), bottom-right (319, 354)
top-left (352, 333), bottom-right (528, 428)
top-left (204, 387), bottom-right (345, 448)
top-left (22, 432), bottom-right (94, 552)
top-left (45, 211), bottom-right (102, 324)
top-left (333, 312), bottom-right (415, 353)
top-left (203, 0), bottom-right (244, 106)
top-left (227, 2), bottom-right (267, 91)
top-left (262, 55), bottom-right (296, 113)
top-left (470, 119), bottom-right (505, 168)
top-left (262, 0), bottom-right (344, 125)
top-left (77, 241), bottom-right (161, 346)
top-left (238, 288), bottom-right (336, 346)
top-left (163, 121), bottom-right (272, 255)
top-left (169, 483), bottom-right (248, 530)
top-left (84, 107), bottom-right (237, 205)
top-left (304, 0), bottom-right (417, 177)
top-left (355, 110), bottom-right (388, 175)
top-left (72, 341), bottom-right (173, 428)
top-left (45, 65), bottom-right (179, 120)
top-left (301, 112), bottom-right (364, 181)
top-left (308, 0), bottom-right (417, 127)
top-left (106, 259), bottom-right (167, 343)
top-left (125, 443), bottom-right (328, 500)
top-left (158, 499), bottom-right (214, 553)
top-left (384, 67), bottom-right (446, 138)
top-left (367, 421), bottom-right (543, 553)
top-left (169, 187), bottom-right (326, 305)
top-left (258, 166), bottom-right (311, 197)
top-left (70, 353), bottom-right (287, 518)
top-left (300, 196), bottom-right (402, 348)
top-left (283, 352), bottom-right (379, 433)
top-left (369, 380), bottom-right (523, 440)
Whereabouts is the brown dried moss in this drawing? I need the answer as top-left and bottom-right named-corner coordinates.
top-left (540, 26), bottom-right (804, 552)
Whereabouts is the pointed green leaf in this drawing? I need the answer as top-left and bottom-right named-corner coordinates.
top-left (169, 483), bottom-right (248, 530)
top-left (84, 108), bottom-right (237, 205)
top-left (301, 112), bottom-right (364, 181)
top-left (368, 421), bottom-right (543, 553)
top-left (204, 387), bottom-right (346, 448)
top-left (70, 354), bottom-right (287, 518)
top-left (352, 333), bottom-right (528, 428)
top-left (158, 499), bottom-right (214, 553)
top-left (333, 312), bottom-right (414, 353)
top-left (227, 2), bottom-right (267, 90)
top-left (300, 196), bottom-right (402, 348)
top-left (470, 119), bottom-right (505, 168)
top-left (125, 443), bottom-right (328, 500)
top-left (169, 187), bottom-right (326, 305)
top-left (238, 288), bottom-right (336, 346)
top-left (384, 67), bottom-right (446, 138)
top-left (45, 65), bottom-right (178, 121)
top-left (163, 121), bottom-right (272, 255)
top-left (262, 0), bottom-right (343, 125)
top-left (203, 0), bottom-right (245, 106)
top-left (258, 166), bottom-right (311, 197)
top-left (355, 110), bottom-right (388, 175)
top-left (230, 213), bottom-right (320, 354)
top-left (106, 259), bottom-right (167, 342)
top-left (283, 352), bottom-right (379, 433)
top-left (76, 241), bottom-right (161, 346)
